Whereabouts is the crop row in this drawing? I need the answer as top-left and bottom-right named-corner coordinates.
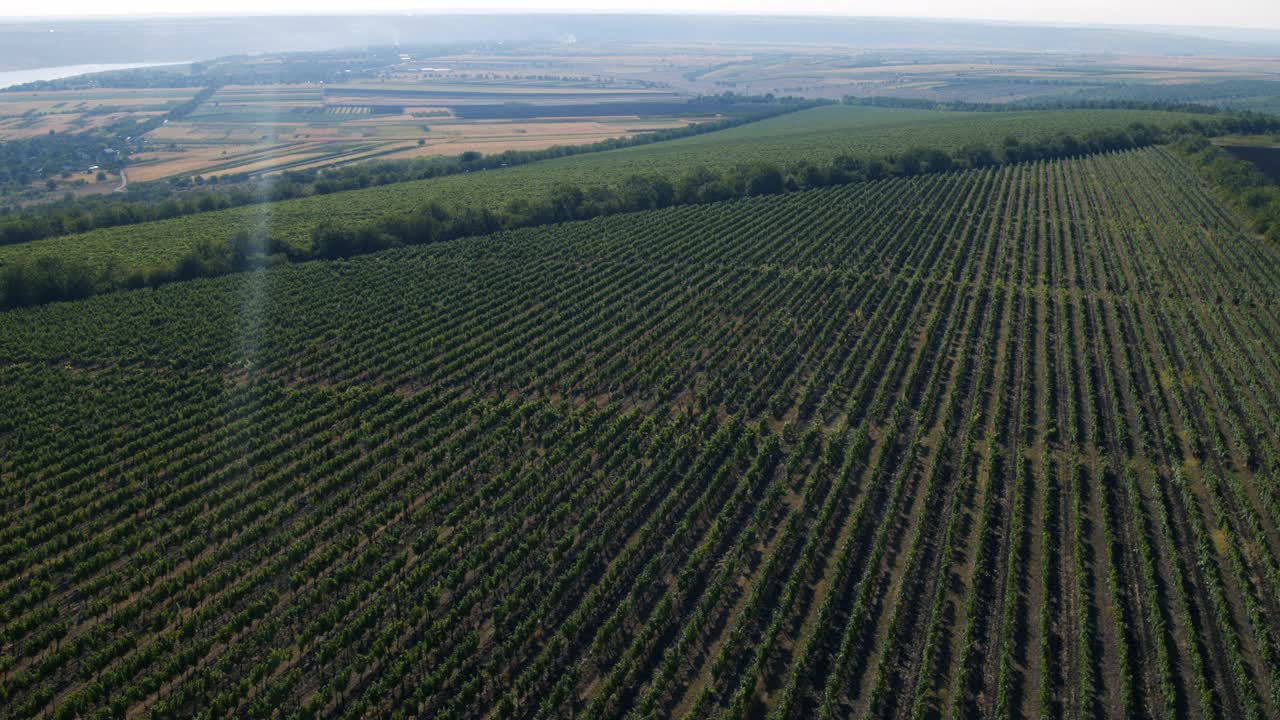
top-left (2, 146), bottom-right (1279, 718)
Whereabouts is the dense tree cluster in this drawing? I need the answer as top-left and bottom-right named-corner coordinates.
top-left (0, 132), bottom-right (123, 191)
top-left (1173, 134), bottom-right (1280, 247)
top-left (0, 255), bottom-right (101, 306)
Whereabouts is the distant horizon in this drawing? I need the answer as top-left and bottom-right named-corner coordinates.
top-left (0, 7), bottom-right (1277, 35)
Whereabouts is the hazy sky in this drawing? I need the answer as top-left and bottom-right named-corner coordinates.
top-left (4, 0), bottom-right (1280, 31)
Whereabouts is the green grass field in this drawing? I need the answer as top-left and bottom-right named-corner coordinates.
top-left (0, 106), bottom-right (1202, 271)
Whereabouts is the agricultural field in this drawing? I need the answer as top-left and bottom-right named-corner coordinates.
top-left (14, 39), bottom-right (1268, 190)
top-left (123, 81), bottom-right (701, 182)
top-left (664, 45), bottom-right (1280, 102)
top-left (6, 39), bottom-right (1273, 194)
top-left (3, 146), bottom-right (1280, 719)
top-left (0, 87), bottom-right (197, 141)
top-left (0, 105), bottom-right (1204, 271)
top-left (546, 104), bottom-right (1203, 168)
top-left (407, 42), bottom-right (1280, 102)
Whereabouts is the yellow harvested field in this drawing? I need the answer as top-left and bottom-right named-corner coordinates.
top-left (127, 160), bottom-right (214, 183)
top-left (197, 150), bottom-right (349, 176)
top-left (375, 126), bottom-right (691, 160)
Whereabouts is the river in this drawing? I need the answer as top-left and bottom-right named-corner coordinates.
top-left (0, 62), bottom-right (190, 90)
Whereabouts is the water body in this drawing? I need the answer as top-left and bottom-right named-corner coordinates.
top-left (0, 62), bottom-right (189, 90)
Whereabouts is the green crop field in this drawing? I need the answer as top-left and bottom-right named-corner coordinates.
top-left (4, 147), bottom-right (1280, 719)
top-left (0, 106), bottom-right (1203, 272)
top-left (562, 104), bottom-right (1201, 166)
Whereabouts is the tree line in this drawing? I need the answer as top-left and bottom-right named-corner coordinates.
top-left (5, 115), bottom-right (1280, 310)
top-left (10, 94), bottom-right (1250, 247)
top-left (0, 98), bottom-right (821, 247)
top-left (9, 95), bottom-right (1270, 249)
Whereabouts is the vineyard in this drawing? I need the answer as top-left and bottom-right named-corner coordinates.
top-left (0, 106), bottom-right (1202, 272)
top-left (3, 146), bottom-right (1280, 719)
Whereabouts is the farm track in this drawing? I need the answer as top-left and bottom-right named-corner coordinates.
top-left (2, 147), bottom-right (1280, 719)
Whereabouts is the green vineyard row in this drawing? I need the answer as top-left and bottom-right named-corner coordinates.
top-left (2, 146), bottom-right (1280, 719)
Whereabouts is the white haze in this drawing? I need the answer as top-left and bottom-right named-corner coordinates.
top-left (4, 0), bottom-right (1280, 33)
